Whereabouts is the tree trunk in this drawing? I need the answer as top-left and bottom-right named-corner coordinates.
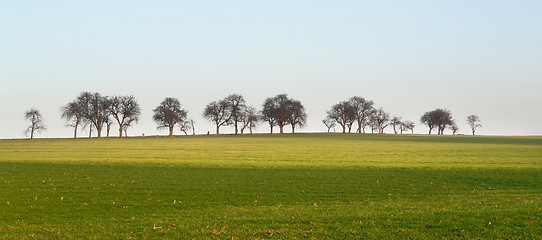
top-left (291, 124), bottom-right (295, 134)
top-left (357, 122), bottom-right (362, 133)
top-left (216, 125), bottom-right (220, 135)
top-left (341, 125), bottom-right (346, 134)
top-left (169, 126), bottom-right (174, 137)
top-left (269, 124), bottom-right (274, 134)
top-left (118, 124), bottom-right (123, 138)
top-left (74, 124), bottom-right (78, 139)
top-left (96, 125), bottom-right (102, 138)
top-left (472, 130), bottom-right (475, 136)
top-left (279, 124), bottom-right (284, 134)
top-left (234, 122), bottom-right (238, 135)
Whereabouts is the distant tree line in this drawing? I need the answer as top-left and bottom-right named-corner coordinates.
top-left (60, 92), bottom-right (142, 138)
top-left (324, 96), bottom-right (416, 135)
top-left (22, 92), bottom-right (482, 139)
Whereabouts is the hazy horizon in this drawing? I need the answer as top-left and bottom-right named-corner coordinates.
top-left (2, 1), bottom-right (541, 138)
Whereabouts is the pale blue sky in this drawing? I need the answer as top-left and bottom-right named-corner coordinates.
top-left (1, 1), bottom-right (541, 138)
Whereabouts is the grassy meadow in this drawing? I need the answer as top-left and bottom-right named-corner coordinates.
top-left (0, 134), bottom-right (541, 239)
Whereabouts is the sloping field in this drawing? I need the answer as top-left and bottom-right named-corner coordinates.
top-left (1, 134), bottom-right (541, 239)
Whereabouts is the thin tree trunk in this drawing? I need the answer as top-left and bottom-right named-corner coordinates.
top-left (96, 125), bottom-right (102, 138)
top-left (279, 125), bottom-right (284, 134)
top-left (169, 126), bottom-right (174, 137)
top-left (291, 125), bottom-right (295, 134)
top-left (119, 124), bottom-right (123, 138)
top-left (74, 124), bottom-right (78, 139)
top-left (216, 125), bottom-right (220, 135)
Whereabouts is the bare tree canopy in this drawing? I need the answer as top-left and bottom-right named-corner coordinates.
top-left (224, 94), bottom-right (247, 135)
top-left (402, 121), bottom-right (415, 134)
top-left (60, 101), bottom-right (85, 139)
top-left (76, 92), bottom-right (111, 138)
top-left (109, 95), bottom-right (141, 138)
top-left (272, 94), bottom-right (292, 134)
top-left (261, 97), bottom-right (278, 134)
top-left (466, 115), bottom-right (482, 135)
top-left (326, 101), bottom-right (356, 133)
top-left (260, 94), bottom-right (306, 134)
top-left (390, 116), bottom-right (402, 134)
top-left (240, 106), bottom-right (260, 134)
top-left (322, 117), bottom-right (335, 133)
top-left (203, 99), bottom-right (232, 134)
top-left (153, 97), bottom-right (188, 137)
top-left (349, 96), bottom-right (374, 133)
top-left (287, 100), bottom-right (307, 134)
top-left (372, 108), bottom-right (390, 134)
top-left (421, 109), bottom-right (454, 135)
top-left (420, 111), bottom-right (436, 135)
top-left (451, 121), bottom-right (459, 135)
top-left (179, 119), bottom-right (192, 136)
top-left (25, 108), bottom-right (46, 139)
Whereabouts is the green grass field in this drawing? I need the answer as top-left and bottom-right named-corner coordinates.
top-left (1, 134), bottom-right (541, 239)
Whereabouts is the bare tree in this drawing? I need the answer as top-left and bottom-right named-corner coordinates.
top-left (369, 112), bottom-right (379, 134)
top-left (105, 116), bottom-right (113, 137)
top-left (323, 117), bottom-right (335, 133)
top-left (240, 106), bottom-right (259, 134)
top-left (451, 122), bottom-right (459, 135)
top-left (272, 94), bottom-right (292, 134)
top-left (287, 100), bottom-right (307, 134)
top-left (122, 118), bottom-right (136, 137)
top-left (402, 121), bottom-right (415, 134)
top-left (24, 109), bottom-right (46, 139)
top-left (225, 94), bottom-right (246, 134)
top-left (373, 108), bottom-right (390, 134)
top-left (153, 97), bottom-right (188, 137)
top-left (203, 99), bottom-right (231, 134)
top-left (433, 109), bottom-right (453, 135)
top-left (179, 120), bottom-right (192, 135)
top-left (420, 111), bottom-right (436, 135)
top-left (327, 101), bottom-right (356, 133)
top-left (421, 109), bottom-right (454, 135)
top-left (390, 116), bottom-right (402, 134)
top-left (466, 115), bottom-right (482, 135)
top-left (108, 95), bottom-right (141, 138)
top-left (60, 101), bottom-right (85, 139)
top-left (261, 97), bottom-right (278, 134)
top-left (189, 119), bottom-right (196, 135)
top-left (349, 96), bottom-right (374, 133)
top-left (76, 92), bottom-right (110, 138)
